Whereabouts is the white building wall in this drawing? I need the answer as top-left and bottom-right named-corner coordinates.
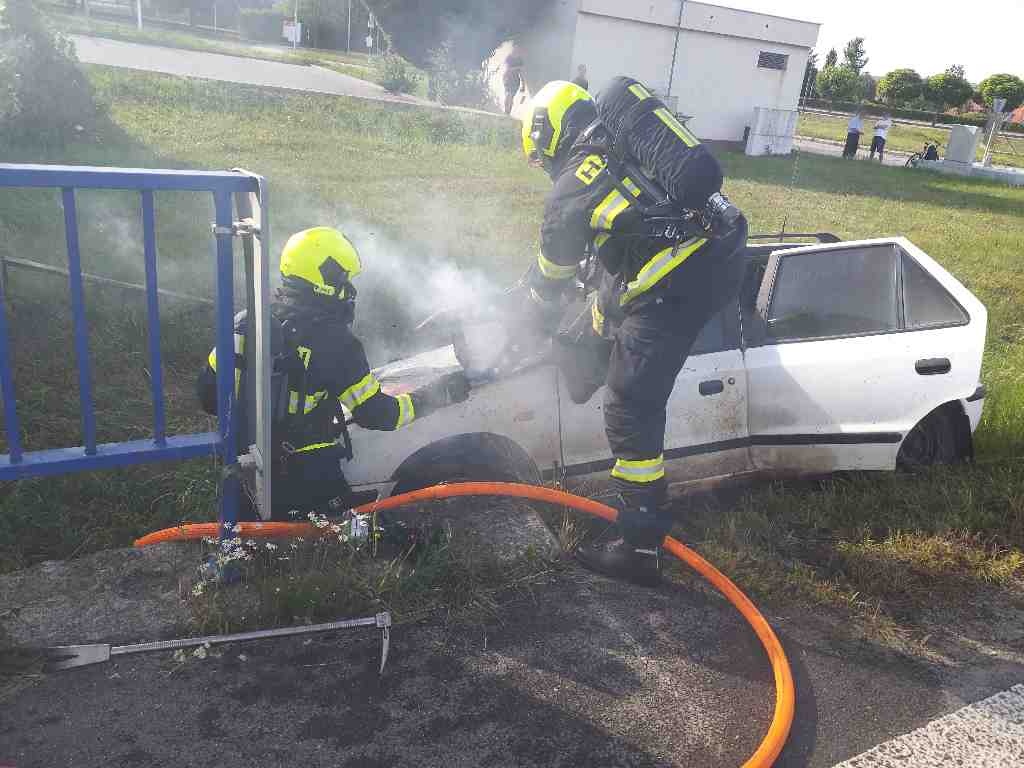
top-left (515, 0), bottom-right (580, 100)
top-left (670, 30), bottom-right (811, 140)
top-left (572, 13), bottom-right (677, 96)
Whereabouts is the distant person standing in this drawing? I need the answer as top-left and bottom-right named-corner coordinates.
top-left (571, 64), bottom-right (589, 91)
top-left (870, 113), bottom-right (893, 162)
top-left (843, 111), bottom-right (864, 158)
top-left (503, 54), bottom-right (525, 115)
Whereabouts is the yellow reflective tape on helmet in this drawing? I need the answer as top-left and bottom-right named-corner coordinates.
top-left (537, 251), bottom-right (577, 280)
top-left (620, 238), bottom-right (707, 306)
top-left (654, 107), bottom-right (700, 148)
top-left (339, 373), bottom-right (381, 412)
top-left (591, 299), bottom-right (605, 335)
top-left (395, 393), bottom-right (415, 429)
top-left (523, 81), bottom-right (593, 159)
top-left (611, 455), bottom-right (665, 483)
top-left (628, 83), bottom-right (651, 100)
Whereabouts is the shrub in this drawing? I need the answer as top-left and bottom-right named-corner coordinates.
top-left (239, 8), bottom-right (285, 43)
top-left (378, 54), bottom-right (419, 95)
top-left (426, 39), bottom-right (489, 108)
top-left (0, 0), bottom-right (97, 146)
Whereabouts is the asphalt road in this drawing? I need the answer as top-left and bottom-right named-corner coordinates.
top-left (2, 543), bottom-right (1023, 768)
top-left (70, 35), bottom-right (436, 108)
top-left (793, 136), bottom-right (911, 167)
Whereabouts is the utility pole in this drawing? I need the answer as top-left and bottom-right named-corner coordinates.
top-left (135, 0), bottom-right (142, 30)
top-left (293, 0), bottom-right (299, 50)
top-left (347, 0), bottom-right (352, 53)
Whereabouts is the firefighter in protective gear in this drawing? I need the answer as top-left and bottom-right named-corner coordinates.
top-left (198, 227), bottom-right (470, 521)
top-left (522, 80), bottom-right (748, 585)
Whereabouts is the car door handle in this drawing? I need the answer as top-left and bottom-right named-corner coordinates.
top-left (699, 379), bottom-right (724, 396)
top-left (916, 358), bottom-right (951, 376)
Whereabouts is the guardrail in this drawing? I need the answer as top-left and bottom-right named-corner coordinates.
top-left (0, 163), bottom-right (272, 537)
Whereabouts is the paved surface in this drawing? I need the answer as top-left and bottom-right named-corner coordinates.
top-left (70, 35), bottom-right (436, 108)
top-left (794, 136), bottom-right (911, 167)
top-left (834, 684), bottom-right (1024, 767)
top-left (3, 541), bottom-right (1024, 768)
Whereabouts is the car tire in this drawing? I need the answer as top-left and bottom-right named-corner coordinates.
top-left (896, 406), bottom-right (964, 470)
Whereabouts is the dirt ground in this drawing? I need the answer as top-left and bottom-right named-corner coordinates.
top-left (3, 540), bottom-right (1023, 768)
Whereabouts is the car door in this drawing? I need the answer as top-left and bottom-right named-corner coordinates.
top-left (557, 301), bottom-right (752, 486)
top-left (742, 237), bottom-right (985, 473)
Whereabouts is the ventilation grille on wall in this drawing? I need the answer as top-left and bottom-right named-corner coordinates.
top-left (758, 51), bottom-right (789, 70)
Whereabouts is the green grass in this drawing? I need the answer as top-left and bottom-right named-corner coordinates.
top-left (1, 67), bottom-right (1022, 642)
top-left (797, 109), bottom-right (1024, 168)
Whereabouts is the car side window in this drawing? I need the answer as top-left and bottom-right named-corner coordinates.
top-left (764, 245), bottom-right (899, 341)
top-left (902, 254), bottom-right (968, 329)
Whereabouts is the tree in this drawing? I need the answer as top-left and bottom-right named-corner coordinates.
top-left (824, 48), bottom-right (838, 70)
top-left (801, 50), bottom-right (819, 100)
top-left (816, 65), bottom-right (861, 103)
top-left (978, 73), bottom-right (1024, 112)
top-left (877, 68), bottom-right (923, 106)
top-left (859, 72), bottom-right (878, 102)
top-left (842, 37), bottom-right (868, 74)
top-left (925, 68), bottom-right (974, 117)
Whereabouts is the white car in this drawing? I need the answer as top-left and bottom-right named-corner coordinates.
top-left (343, 236), bottom-right (987, 500)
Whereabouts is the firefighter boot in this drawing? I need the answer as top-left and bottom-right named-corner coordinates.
top-left (576, 480), bottom-right (668, 587)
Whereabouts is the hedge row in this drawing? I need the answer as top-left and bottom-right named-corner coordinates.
top-left (801, 97), bottom-right (1024, 133)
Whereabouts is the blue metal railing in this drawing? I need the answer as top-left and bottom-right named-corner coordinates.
top-left (0, 163), bottom-right (264, 533)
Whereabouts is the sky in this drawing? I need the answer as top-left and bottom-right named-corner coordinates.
top-left (718, 0), bottom-right (1022, 82)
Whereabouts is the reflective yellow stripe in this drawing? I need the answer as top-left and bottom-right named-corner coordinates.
top-left (594, 232), bottom-right (611, 250)
top-left (288, 390), bottom-right (328, 415)
top-left (339, 373), bottom-right (381, 411)
top-left (395, 393), bottom-right (415, 429)
top-left (620, 238), bottom-right (708, 306)
top-left (590, 189), bottom-right (626, 230)
top-left (295, 441), bottom-right (335, 453)
top-left (590, 177), bottom-right (643, 231)
top-left (628, 83), bottom-right (651, 100)
top-left (611, 455), bottom-right (665, 483)
top-left (591, 299), bottom-right (605, 335)
top-left (654, 107), bottom-right (700, 148)
top-left (207, 332), bottom-right (245, 372)
top-left (537, 251), bottom-right (577, 280)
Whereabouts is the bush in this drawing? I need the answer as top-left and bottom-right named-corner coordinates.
top-left (0, 0), bottom-right (97, 146)
top-left (426, 39), bottom-right (489, 108)
top-left (978, 73), bottom-right (1024, 113)
top-left (379, 54), bottom-right (419, 95)
top-left (239, 8), bottom-right (285, 43)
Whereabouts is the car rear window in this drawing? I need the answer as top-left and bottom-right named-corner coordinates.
top-left (902, 254), bottom-right (968, 329)
top-left (767, 245), bottom-right (899, 340)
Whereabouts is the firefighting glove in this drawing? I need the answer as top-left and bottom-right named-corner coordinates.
top-left (412, 371), bottom-right (471, 413)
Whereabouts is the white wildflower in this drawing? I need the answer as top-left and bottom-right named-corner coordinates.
top-left (191, 583), bottom-right (205, 597)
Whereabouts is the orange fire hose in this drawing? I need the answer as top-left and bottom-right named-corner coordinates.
top-left (135, 481), bottom-right (794, 767)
